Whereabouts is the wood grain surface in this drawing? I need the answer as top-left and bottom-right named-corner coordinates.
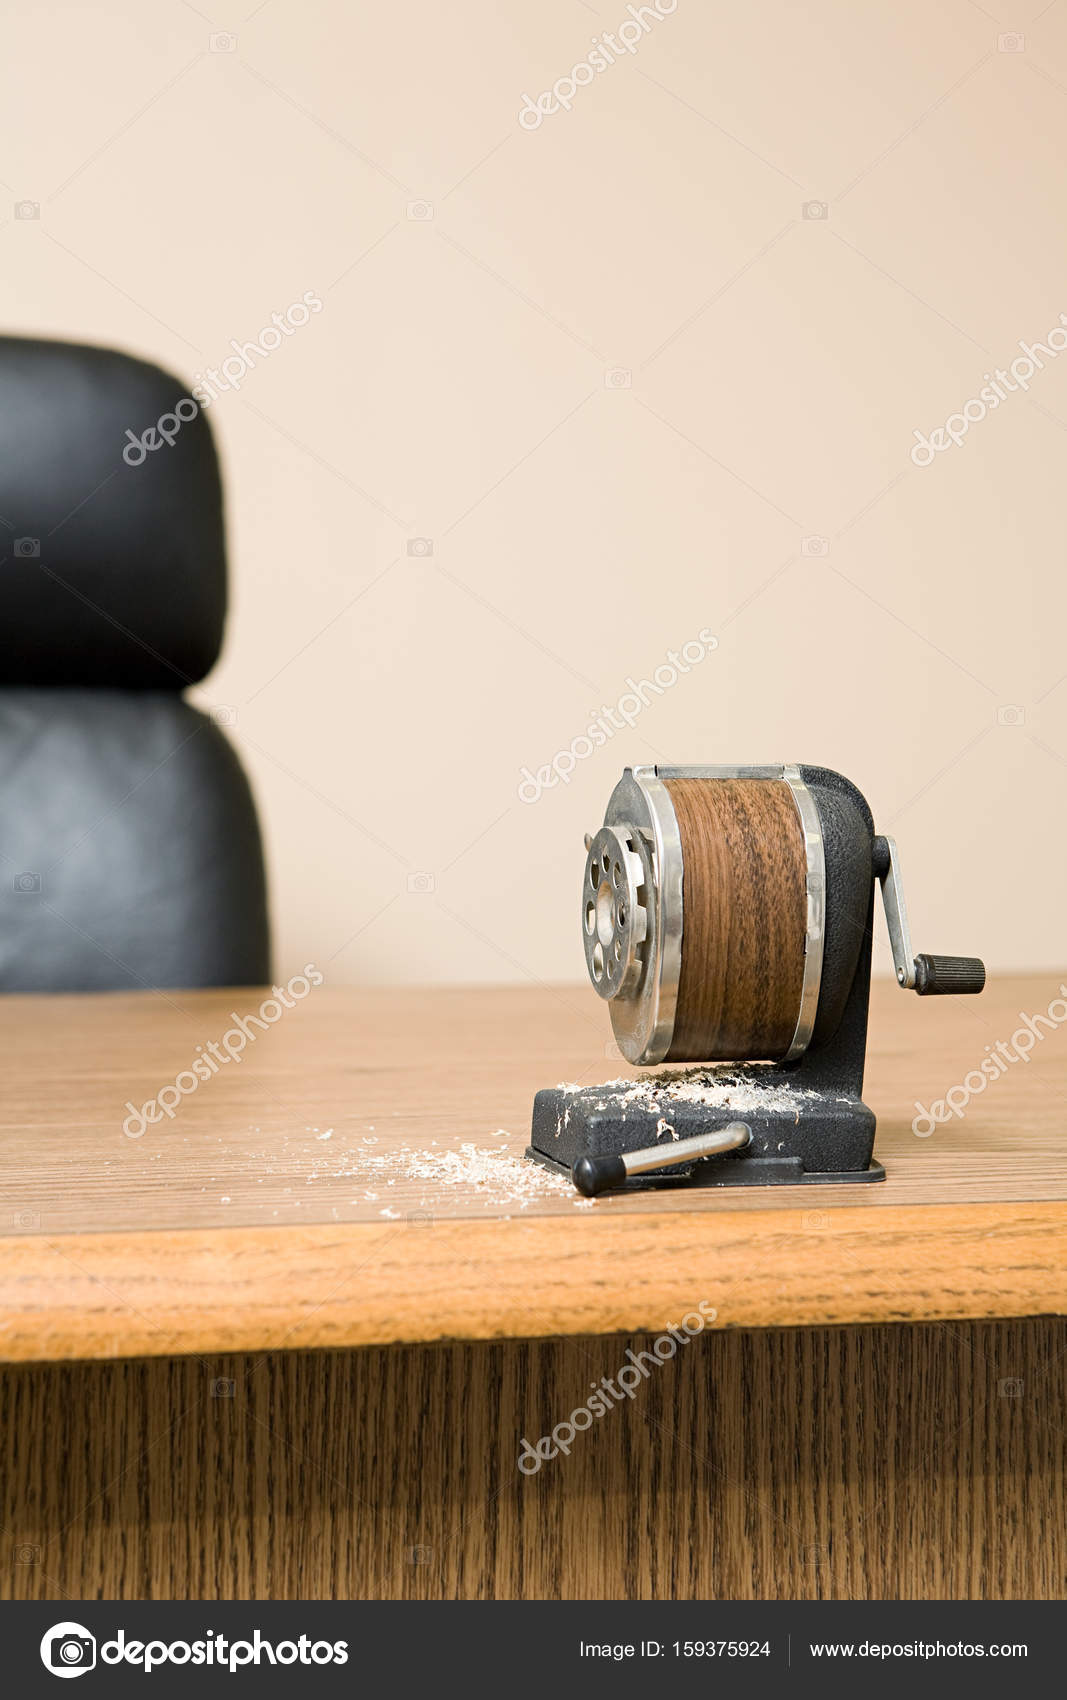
top-left (664, 777), bottom-right (807, 1060)
top-left (1, 977), bottom-right (1066, 1362)
top-left (3, 1319), bottom-right (1064, 1600)
top-left (4, 1201), bottom-right (1067, 1365)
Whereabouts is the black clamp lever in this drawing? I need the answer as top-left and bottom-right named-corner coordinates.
top-left (573, 1122), bottom-right (752, 1197)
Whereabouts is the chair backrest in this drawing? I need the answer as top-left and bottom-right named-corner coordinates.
top-left (0, 336), bottom-right (269, 991)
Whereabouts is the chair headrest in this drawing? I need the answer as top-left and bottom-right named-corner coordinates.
top-left (0, 336), bottom-right (226, 687)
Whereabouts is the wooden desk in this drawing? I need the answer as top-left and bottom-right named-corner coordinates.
top-left (1, 978), bottom-right (1065, 1598)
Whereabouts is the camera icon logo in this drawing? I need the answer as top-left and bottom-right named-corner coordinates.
top-left (14, 871), bottom-right (41, 894)
top-left (407, 536), bottom-right (434, 558)
top-left (997, 32), bottom-right (1025, 52)
top-left (14, 537), bottom-right (40, 558)
top-left (13, 1209), bottom-right (41, 1228)
top-left (211, 1377), bottom-right (237, 1398)
top-left (15, 200), bottom-right (40, 221)
top-left (605, 366), bottom-right (632, 389)
top-left (209, 705), bottom-right (238, 727)
top-left (40, 1623), bottom-right (96, 1678)
top-left (406, 1545), bottom-right (433, 1565)
top-left (406, 200), bottom-right (434, 221)
top-left (406, 871), bottom-right (435, 894)
top-left (802, 200), bottom-right (829, 220)
top-left (801, 535), bottom-right (829, 557)
top-left (998, 1377), bottom-right (1024, 1398)
top-left (996, 704), bottom-right (1025, 727)
top-left (210, 30), bottom-right (237, 52)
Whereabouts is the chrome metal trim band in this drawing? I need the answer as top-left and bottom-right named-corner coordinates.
top-left (603, 767), bottom-right (683, 1066)
top-left (780, 765), bottom-right (825, 1060)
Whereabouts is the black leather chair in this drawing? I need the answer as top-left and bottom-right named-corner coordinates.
top-left (0, 336), bottom-right (270, 990)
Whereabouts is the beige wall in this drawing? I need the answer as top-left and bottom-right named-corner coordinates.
top-left (2, 0), bottom-right (1065, 986)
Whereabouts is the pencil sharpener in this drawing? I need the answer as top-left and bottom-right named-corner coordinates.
top-left (527, 765), bottom-right (985, 1190)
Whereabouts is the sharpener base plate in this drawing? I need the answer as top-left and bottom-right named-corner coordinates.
top-left (527, 1073), bottom-right (885, 1190)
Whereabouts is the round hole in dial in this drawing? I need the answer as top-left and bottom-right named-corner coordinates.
top-left (595, 882), bottom-right (615, 947)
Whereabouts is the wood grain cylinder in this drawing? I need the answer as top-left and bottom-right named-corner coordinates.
top-left (663, 777), bottom-right (808, 1062)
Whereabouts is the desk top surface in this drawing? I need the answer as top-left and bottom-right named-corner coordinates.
top-left (2, 976), bottom-right (1066, 1362)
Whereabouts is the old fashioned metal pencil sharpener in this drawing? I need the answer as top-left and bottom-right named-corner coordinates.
top-left (527, 765), bottom-right (985, 1194)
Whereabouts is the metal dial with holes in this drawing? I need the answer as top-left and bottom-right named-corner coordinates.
top-left (581, 826), bottom-right (647, 999)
